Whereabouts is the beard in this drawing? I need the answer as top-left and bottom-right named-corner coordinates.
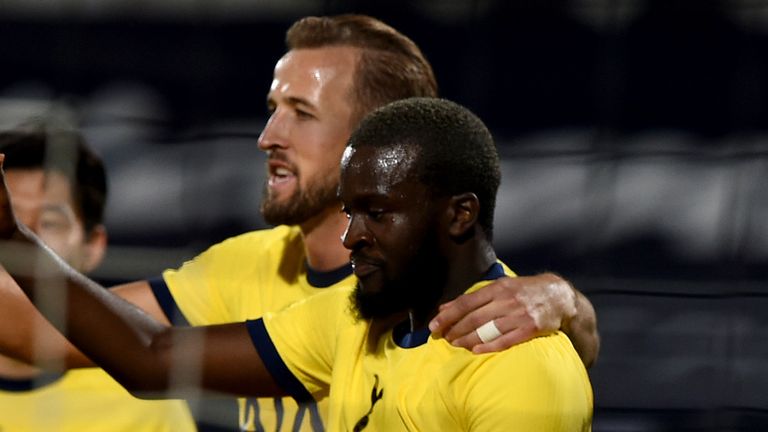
top-left (350, 234), bottom-right (448, 323)
top-left (260, 174), bottom-right (339, 226)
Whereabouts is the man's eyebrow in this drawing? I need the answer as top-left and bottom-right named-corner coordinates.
top-left (266, 93), bottom-right (315, 109)
top-left (351, 193), bottom-right (391, 207)
top-left (285, 96), bottom-right (315, 110)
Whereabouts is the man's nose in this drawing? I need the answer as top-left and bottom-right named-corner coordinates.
top-left (257, 110), bottom-right (289, 151)
top-left (342, 214), bottom-right (371, 251)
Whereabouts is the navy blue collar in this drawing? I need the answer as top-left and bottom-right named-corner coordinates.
top-left (393, 262), bottom-right (505, 348)
top-left (481, 262), bottom-right (505, 281)
top-left (306, 261), bottom-right (353, 288)
top-left (393, 321), bottom-right (431, 349)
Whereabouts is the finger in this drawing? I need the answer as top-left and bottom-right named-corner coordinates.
top-left (447, 318), bottom-right (496, 349)
top-left (432, 275), bottom-right (530, 335)
top-left (470, 325), bottom-right (538, 355)
top-left (434, 293), bottom-right (507, 341)
top-left (441, 288), bottom-right (527, 342)
top-left (442, 300), bottom-right (518, 342)
top-left (448, 311), bottom-right (533, 349)
top-left (429, 288), bottom-right (494, 336)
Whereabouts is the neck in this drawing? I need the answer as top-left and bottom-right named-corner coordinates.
top-left (299, 204), bottom-right (350, 271)
top-left (414, 239), bottom-right (497, 329)
top-left (366, 241), bottom-right (497, 343)
top-left (443, 240), bottom-right (497, 301)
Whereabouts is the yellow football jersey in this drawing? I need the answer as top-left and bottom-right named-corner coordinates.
top-left (160, 225), bottom-right (354, 431)
top-left (0, 367), bottom-right (195, 432)
top-left (255, 263), bottom-right (593, 431)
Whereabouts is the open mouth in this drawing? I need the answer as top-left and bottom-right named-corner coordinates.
top-left (267, 159), bottom-right (297, 189)
top-left (269, 166), bottom-right (295, 186)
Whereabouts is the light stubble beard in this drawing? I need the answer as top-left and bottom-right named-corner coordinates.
top-left (260, 174), bottom-right (340, 227)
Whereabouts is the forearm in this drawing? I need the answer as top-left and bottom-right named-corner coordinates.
top-left (0, 225), bottom-right (284, 398)
top-left (522, 272), bottom-right (600, 368)
top-left (1, 225), bottom-right (173, 392)
top-left (561, 287), bottom-right (600, 368)
top-left (0, 270), bottom-right (95, 369)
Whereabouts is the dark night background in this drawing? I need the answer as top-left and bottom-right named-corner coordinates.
top-left (2, 1), bottom-right (768, 430)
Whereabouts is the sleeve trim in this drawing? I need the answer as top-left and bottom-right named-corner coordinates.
top-left (246, 319), bottom-right (314, 403)
top-left (147, 276), bottom-right (191, 326)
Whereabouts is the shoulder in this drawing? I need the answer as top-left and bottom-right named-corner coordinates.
top-left (162, 225), bottom-right (303, 286)
top-left (212, 225), bottom-right (302, 251)
top-left (438, 333), bottom-right (592, 428)
top-left (433, 332), bottom-right (589, 396)
top-left (263, 285), bottom-right (357, 337)
top-left (461, 333), bottom-right (590, 407)
top-left (193, 225), bottom-right (303, 263)
top-left (478, 332), bottom-right (583, 376)
top-left (277, 284), bottom-right (355, 315)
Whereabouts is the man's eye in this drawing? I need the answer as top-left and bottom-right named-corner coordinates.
top-left (296, 109), bottom-right (313, 120)
top-left (368, 210), bottom-right (384, 220)
top-left (39, 218), bottom-right (69, 232)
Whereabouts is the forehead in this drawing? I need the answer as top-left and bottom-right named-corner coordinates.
top-left (271, 46), bottom-right (359, 99)
top-left (340, 145), bottom-right (420, 195)
top-left (5, 168), bottom-right (77, 208)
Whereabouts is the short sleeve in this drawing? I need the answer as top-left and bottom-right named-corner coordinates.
top-left (161, 240), bottom-right (238, 326)
top-left (261, 287), bottom-right (354, 400)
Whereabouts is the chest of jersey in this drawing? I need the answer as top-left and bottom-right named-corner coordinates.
top-left (324, 326), bottom-right (465, 431)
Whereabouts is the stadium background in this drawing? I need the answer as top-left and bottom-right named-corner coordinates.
top-left (2, 0), bottom-right (768, 430)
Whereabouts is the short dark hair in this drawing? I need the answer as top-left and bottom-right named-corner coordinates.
top-left (348, 97), bottom-right (500, 238)
top-left (0, 126), bottom-right (108, 233)
top-left (286, 14), bottom-right (438, 127)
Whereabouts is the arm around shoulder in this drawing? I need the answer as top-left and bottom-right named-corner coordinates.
top-left (506, 272), bottom-right (600, 367)
top-left (428, 272), bottom-right (600, 367)
top-left (558, 278), bottom-right (600, 368)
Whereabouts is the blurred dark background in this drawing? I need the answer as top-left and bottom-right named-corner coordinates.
top-left (2, 0), bottom-right (768, 430)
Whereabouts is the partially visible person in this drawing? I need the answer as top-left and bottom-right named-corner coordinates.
top-left (0, 97), bottom-right (593, 430)
top-left (0, 126), bottom-right (196, 432)
top-left (0, 14), bottom-right (598, 431)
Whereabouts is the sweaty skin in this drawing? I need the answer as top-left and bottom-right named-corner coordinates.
top-left (0, 94), bottom-right (593, 430)
top-left (0, 44), bottom-right (599, 382)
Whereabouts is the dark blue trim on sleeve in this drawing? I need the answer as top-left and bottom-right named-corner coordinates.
top-left (306, 261), bottom-right (353, 288)
top-left (0, 371), bottom-right (63, 391)
top-left (245, 319), bottom-right (314, 403)
top-left (148, 276), bottom-right (191, 327)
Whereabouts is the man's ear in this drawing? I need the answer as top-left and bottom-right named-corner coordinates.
top-left (82, 224), bottom-right (107, 273)
top-left (446, 193), bottom-right (480, 239)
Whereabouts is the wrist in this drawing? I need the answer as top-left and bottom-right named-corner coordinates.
top-left (542, 272), bottom-right (577, 331)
